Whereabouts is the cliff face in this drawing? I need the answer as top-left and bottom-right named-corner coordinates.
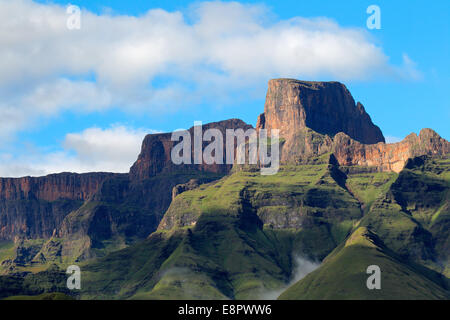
top-left (333, 128), bottom-right (450, 172)
top-left (0, 172), bottom-right (115, 202)
top-left (1, 78), bottom-right (448, 257)
top-left (274, 126), bottom-right (450, 173)
top-left (257, 79), bottom-right (385, 144)
top-left (0, 119), bottom-right (252, 245)
top-left (0, 173), bottom-right (116, 240)
top-left (256, 79), bottom-right (449, 172)
top-left (130, 119), bottom-right (253, 180)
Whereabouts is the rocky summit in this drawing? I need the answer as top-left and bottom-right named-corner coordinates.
top-left (130, 119), bottom-right (252, 180)
top-left (254, 79), bottom-right (449, 173)
top-left (256, 79), bottom-right (385, 144)
top-left (0, 78), bottom-right (449, 300)
top-left (332, 128), bottom-right (450, 172)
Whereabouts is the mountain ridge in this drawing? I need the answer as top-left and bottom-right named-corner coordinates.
top-left (0, 78), bottom-right (449, 300)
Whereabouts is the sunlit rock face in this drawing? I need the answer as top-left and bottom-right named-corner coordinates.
top-left (256, 79), bottom-right (385, 144)
top-left (332, 128), bottom-right (450, 173)
top-left (257, 78), bottom-right (449, 172)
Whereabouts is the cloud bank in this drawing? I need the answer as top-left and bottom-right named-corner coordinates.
top-left (0, 125), bottom-right (154, 177)
top-left (0, 0), bottom-right (420, 176)
top-left (0, 0), bottom-right (413, 140)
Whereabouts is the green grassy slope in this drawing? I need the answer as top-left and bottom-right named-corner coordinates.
top-left (2, 155), bottom-right (448, 300)
top-left (80, 212), bottom-right (293, 299)
top-left (3, 292), bottom-right (74, 300)
top-left (0, 172), bottom-right (226, 274)
top-left (76, 159), bottom-right (370, 299)
top-left (0, 264), bottom-right (74, 299)
top-left (344, 167), bottom-right (398, 213)
top-left (80, 230), bottom-right (184, 299)
top-left (359, 156), bottom-right (450, 275)
top-left (79, 155), bottom-right (448, 300)
top-left (278, 227), bottom-right (450, 300)
top-left (162, 156), bottom-right (363, 260)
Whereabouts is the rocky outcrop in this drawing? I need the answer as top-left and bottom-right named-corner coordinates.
top-left (255, 79), bottom-right (449, 172)
top-left (256, 79), bottom-right (385, 144)
top-left (0, 77), bottom-right (448, 258)
top-left (130, 119), bottom-right (253, 180)
top-left (0, 172), bottom-right (115, 202)
top-left (0, 172), bottom-right (116, 240)
top-left (0, 118), bottom-right (252, 247)
top-left (172, 179), bottom-right (201, 200)
top-left (333, 128), bottom-right (450, 172)
top-left (271, 126), bottom-right (449, 172)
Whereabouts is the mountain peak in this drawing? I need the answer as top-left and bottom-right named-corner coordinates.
top-left (258, 78), bottom-right (385, 144)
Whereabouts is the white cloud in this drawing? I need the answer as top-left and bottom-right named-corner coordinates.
top-left (0, 126), bottom-right (157, 177)
top-left (385, 135), bottom-right (403, 144)
top-left (0, 0), bottom-right (419, 141)
top-left (399, 53), bottom-right (422, 81)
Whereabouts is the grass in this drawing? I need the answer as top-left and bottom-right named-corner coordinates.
top-left (70, 162), bottom-right (366, 299)
top-left (4, 292), bottom-right (74, 300)
top-left (162, 162), bottom-right (360, 232)
top-left (345, 169), bottom-right (398, 213)
top-left (2, 155), bottom-right (448, 300)
top-left (0, 241), bottom-right (14, 265)
top-left (278, 227), bottom-right (450, 300)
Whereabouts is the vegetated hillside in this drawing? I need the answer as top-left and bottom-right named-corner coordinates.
top-left (359, 156), bottom-right (450, 276)
top-left (76, 155), bottom-right (450, 300)
top-left (0, 264), bottom-right (73, 299)
top-left (278, 227), bottom-right (449, 300)
top-left (2, 154), bottom-right (448, 300)
top-left (279, 155), bottom-right (450, 299)
top-left (3, 292), bottom-right (74, 300)
top-left (0, 171), bottom-right (225, 275)
top-left (0, 119), bottom-right (252, 274)
top-left (76, 155), bottom-right (363, 299)
top-left (0, 79), bottom-right (449, 300)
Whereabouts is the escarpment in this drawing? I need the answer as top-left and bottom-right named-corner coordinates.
top-left (0, 172), bottom-right (114, 202)
top-left (256, 79), bottom-right (449, 172)
top-left (130, 119), bottom-right (253, 180)
top-left (256, 79), bottom-right (385, 144)
top-left (0, 172), bottom-right (116, 240)
top-left (332, 128), bottom-right (450, 172)
top-left (0, 77), bottom-right (448, 262)
top-left (0, 119), bottom-right (253, 244)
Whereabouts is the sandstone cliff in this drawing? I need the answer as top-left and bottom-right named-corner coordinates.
top-left (0, 172), bottom-right (116, 240)
top-left (130, 119), bottom-right (253, 180)
top-left (271, 126), bottom-right (450, 173)
top-left (256, 79), bottom-right (449, 172)
top-left (256, 79), bottom-right (385, 144)
top-left (1, 78), bottom-right (449, 253)
top-left (332, 128), bottom-right (450, 172)
top-left (0, 118), bottom-right (252, 245)
top-left (0, 172), bottom-right (115, 202)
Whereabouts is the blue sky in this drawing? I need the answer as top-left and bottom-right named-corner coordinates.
top-left (0, 0), bottom-right (449, 176)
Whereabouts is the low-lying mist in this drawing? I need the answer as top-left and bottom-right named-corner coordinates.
top-left (258, 255), bottom-right (320, 300)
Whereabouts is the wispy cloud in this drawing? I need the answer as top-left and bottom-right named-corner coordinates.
top-left (385, 135), bottom-right (404, 144)
top-left (0, 125), bottom-right (157, 177)
top-left (259, 255), bottom-right (319, 300)
top-left (393, 54), bottom-right (422, 81)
